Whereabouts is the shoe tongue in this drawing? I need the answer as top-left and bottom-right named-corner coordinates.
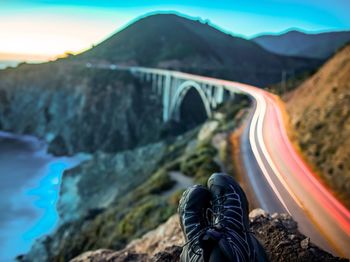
top-left (211, 185), bottom-right (224, 197)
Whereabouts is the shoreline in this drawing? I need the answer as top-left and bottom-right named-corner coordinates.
top-left (0, 131), bottom-right (88, 261)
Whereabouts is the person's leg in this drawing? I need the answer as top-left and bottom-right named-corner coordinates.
top-left (209, 244), bottom-right (230, 262)
top-left (208, 241), bottom-right (267, 262)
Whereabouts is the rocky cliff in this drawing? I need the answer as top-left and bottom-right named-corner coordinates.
top-left (285, 44), bottom-right (350, 208)
top-left (0, 62), bottom-right (163, 155)
top-left (58, 142), bottom-right (167, 224)
top-left (21, 140), bottom-right (173, 262)
top-left (71, 210), bottom-right (347, 262)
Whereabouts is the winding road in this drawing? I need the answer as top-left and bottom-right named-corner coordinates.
top-left (238, 87), bottom-right (350, 257)
top-left (90, 64), bottom-right (350, 258)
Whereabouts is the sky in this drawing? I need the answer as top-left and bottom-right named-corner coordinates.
top-left (0, 0), bottom-right (349, 61)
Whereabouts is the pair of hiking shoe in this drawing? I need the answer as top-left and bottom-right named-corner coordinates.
top-left (178, 173), bottom-right (267, 262)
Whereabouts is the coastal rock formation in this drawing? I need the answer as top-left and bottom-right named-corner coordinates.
top-left (0, 63), bottom-right (163, 155)
top-left (58, 142), bottom-right (166, 224)
top-left (71, 209), bottom-right (347, 262)
top-left (20, 140), bottom-right (172, 262)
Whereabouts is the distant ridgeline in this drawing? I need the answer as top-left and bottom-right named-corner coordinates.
top-left (253, 30), bottom-right (350, 59)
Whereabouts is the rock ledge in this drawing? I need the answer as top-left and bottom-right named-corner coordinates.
top-left (71, 209), bottom-right (348, 262)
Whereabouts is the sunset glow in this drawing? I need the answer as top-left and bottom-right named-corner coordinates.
top-left (0, 6), bottom-right (130, 61)
top-left (0, 0), bottom-right (349, 62)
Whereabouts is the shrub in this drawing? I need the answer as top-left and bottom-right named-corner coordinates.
top-left (180, 141), bottom-right (221, 184)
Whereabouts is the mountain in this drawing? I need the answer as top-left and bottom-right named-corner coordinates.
top-left (76, 13), bottom-right (322, 86)
top-left (285, 44), bottom-right (350, 208)
top-left (253, 30), bottom-right (350, 59)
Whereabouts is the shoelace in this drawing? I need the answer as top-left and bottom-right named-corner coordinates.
top-left (181, 207), bottom-right (216, 256)
top-left (210, 194), bottom-right (253, 234)
top-left (181, 227), bottom-right (208, 255)
top-left (211, 193), bottom-right (256, 261)
top-left (181, 193), bottom-right (254, 259)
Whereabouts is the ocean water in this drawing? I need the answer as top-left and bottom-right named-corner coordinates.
top-left (0, 60), bottom-right (45, 70)
top-left (0, 131), bottom-right (89, 262)
top-left (0, 61), bottom-right (21, 70)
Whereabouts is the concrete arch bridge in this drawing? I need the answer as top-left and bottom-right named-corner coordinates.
top-left (129, 67), bottom-right (241, 122)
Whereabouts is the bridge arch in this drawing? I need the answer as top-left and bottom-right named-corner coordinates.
top-left (170, 80), bottom-right (212, 121)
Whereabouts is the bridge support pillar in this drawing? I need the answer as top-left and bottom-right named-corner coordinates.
top-left (152, 74), bottom-right (157, 92)
top-left (157, 75), bottom-right (163, 95)
top-left (215, 86), bottom-right (224, 105)
top-left (163, 73), bottom-right (172, 122)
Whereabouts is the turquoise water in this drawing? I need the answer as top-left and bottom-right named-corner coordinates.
top-left (0, 60), bottom-right (45, 70)
top-left (0, 61), bottom-right (21, 70)
top-left (0, 131), bottom-right (89, 262)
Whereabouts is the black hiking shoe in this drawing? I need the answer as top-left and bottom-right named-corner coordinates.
top-left (207, 173), bottom-right (266, 262)
top-left (178, 185), bottom-right (212, 262)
